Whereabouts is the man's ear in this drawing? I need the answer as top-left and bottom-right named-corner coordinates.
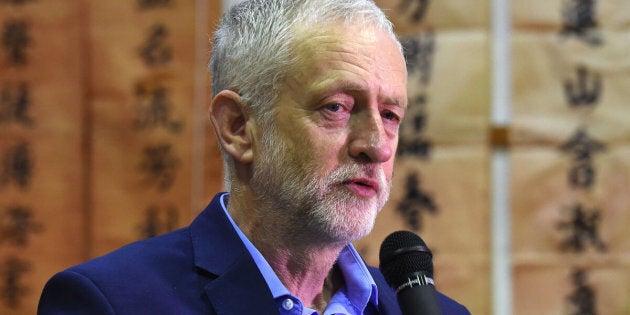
top-left (209, 90), bottom-right (254, 164)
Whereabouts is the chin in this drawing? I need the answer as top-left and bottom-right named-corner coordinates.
top-left (327, 207), bottom-right (378, 242)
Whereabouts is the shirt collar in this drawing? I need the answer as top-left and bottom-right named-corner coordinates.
top-left (335, 244), bottom-right (379, 311)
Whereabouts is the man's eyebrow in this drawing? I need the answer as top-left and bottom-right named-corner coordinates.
top-left (382, 94), bottom-right (407, 109)
top-left (312, 80), bottom-right (407, 108)
top-left (317, 80), bottom-right (367, 95)
top-left (379, 87), bottom-right (407, 110)
top-left (309, 80), bottom-right (365, 104)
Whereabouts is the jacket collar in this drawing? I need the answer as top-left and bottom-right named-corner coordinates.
top-left (190, 193), bottom-right (279, 314)
top-left (189, 193), bottom-right (400, 315)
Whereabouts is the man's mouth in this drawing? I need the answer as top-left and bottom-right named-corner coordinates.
top-left (343, 178), bottom-right (379, 198)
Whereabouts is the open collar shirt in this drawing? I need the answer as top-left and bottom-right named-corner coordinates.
top-left (220, 193), bottom-right (379, 315)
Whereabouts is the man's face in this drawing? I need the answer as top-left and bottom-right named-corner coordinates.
top-left (250, 25), bottom-right (407, 243)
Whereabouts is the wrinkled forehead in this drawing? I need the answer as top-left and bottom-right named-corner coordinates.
top-left (292, 15), bottom-right (402, 52)
top-left (285, 24), bottom-right (408, 107)
top-left (289, 23), bottom-right (404, 74)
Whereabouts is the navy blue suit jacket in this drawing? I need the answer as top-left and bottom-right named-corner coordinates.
top-left (39, 194), bottom-right (470, 314)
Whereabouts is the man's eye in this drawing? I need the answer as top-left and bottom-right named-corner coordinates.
top-left (382, 111), bottom-right (400, 122)
top-left (325, 103), bottom-right (343, 112)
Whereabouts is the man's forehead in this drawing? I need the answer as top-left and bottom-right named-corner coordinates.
top-left (290, 28), bottom-right (406, 100)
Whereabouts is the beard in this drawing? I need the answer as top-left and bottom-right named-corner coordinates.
top-left (250, 123), bottom-right (391, 244)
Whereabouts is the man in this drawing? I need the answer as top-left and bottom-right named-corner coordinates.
top-left (38, 0), bottom-right (470, 314)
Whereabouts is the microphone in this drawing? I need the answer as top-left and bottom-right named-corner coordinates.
top-left (379, 230), bottom-right (442, 315)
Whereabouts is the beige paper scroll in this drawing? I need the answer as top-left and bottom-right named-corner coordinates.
top-left (511, 0), bottom-right (630, 313)
top-left (0, 1), bottom-right (222, 314)
top-left (0, 1), bottom-right (85, 313)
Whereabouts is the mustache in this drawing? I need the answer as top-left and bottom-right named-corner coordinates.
top-left (327, 163), bottom-right (387, 190)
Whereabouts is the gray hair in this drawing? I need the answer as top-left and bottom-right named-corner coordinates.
top-left (209, 0), bottom-right (401, 189)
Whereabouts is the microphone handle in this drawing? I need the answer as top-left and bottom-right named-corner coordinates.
top-left (397, 284), bottom-right (442, 315)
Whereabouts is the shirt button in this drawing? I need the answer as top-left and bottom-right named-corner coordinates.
top-left (281, 298), bottom-right (294, 311)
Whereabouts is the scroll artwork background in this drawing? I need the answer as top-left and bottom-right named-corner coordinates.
top-left (0, 1), bottom-right (628, 315)
top-left (0, 0), bottom-right (222, 314)
top-left (510, 1), bottom-right (630, 314)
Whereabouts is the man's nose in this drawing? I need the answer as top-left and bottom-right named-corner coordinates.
top-left (348, 112), bottom-right (393, 163)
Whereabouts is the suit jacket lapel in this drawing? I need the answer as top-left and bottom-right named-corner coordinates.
top-left (369, 266), bottom-right (402, 315)
top-left (190, 193), bottom-right (279, 315)
top-left (203, 253), bottom-right (278, 314)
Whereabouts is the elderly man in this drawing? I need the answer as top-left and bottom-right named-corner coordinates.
top-left (38, 0), bottom-right (470, 314)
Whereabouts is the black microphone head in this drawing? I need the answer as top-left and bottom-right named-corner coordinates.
top-left (379, 230), bottom-right (434, 289)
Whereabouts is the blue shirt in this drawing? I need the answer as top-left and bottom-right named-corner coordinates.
top-left (219, 193), bottom-right (379, 315)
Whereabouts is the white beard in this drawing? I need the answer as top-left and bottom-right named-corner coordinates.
top-left (250, 123), bottom-right (390, 244)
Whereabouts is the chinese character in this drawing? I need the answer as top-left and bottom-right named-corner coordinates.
top-left (0, 257), bottom-right (31, 309)
top-left (397, 136), bottom-right (432, 159)
top-left (569, 162), bottom-right (597, 189)
top-left (0, 142), bottom-right (33, 191)
top-left (137, 0), bottom-right (171, 10)
top-left (1, 19), bottom-right (32, 66)
top-left (134, 83), bottom-right (183, 133)
top-left (557, 204), bottom-right (606, 253)
top-left (398, 94), bottom-right (433, 159)
top-left (137, 143), bottom-right (180, 191)
top-left (0, 82), bottom-right (34, 127)
top-left (396, 33), bottom-right (435, 160)
top-left (397, 172), bottom-right (438, 231)
top-left (139, 24), bottom-right (172, 67)
top-left (398, 0), bottom-right (430, 23)
top-left (0, 205), bottom-right (42, 247)
top-left (401, 32), bottom-right (435, 85)
top-left (560, 0), bottom-right (602, 46)
top-left (559, 128), bottom-right (606, 189)
top-left (567, 269), bottom-right (597, 315)
top-left (564, 65), bottom-right (601, 108)
top-left (136, 204), bottom-right (178, 239)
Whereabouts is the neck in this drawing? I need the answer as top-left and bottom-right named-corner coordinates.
top-left (227, 188), bottom-right (347, 309)
top-left (259, 241), bottom-right (343, 310)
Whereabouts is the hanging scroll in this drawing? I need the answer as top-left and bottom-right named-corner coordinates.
top-left (0, 0), bottom-right (85, 313)
top-left (86, 0), bottom-right (207, 256)
top-left (511, 0), bottom-right (630, 313)
top-left (0, 0), bottom-right (219, 313)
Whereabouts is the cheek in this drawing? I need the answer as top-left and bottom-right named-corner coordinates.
top-left (384, 159), bottom-right (395, 178)
top-left (307, 128), bottom-right (345, 153)
top-left (384, 140), bottom-right (398, 177)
